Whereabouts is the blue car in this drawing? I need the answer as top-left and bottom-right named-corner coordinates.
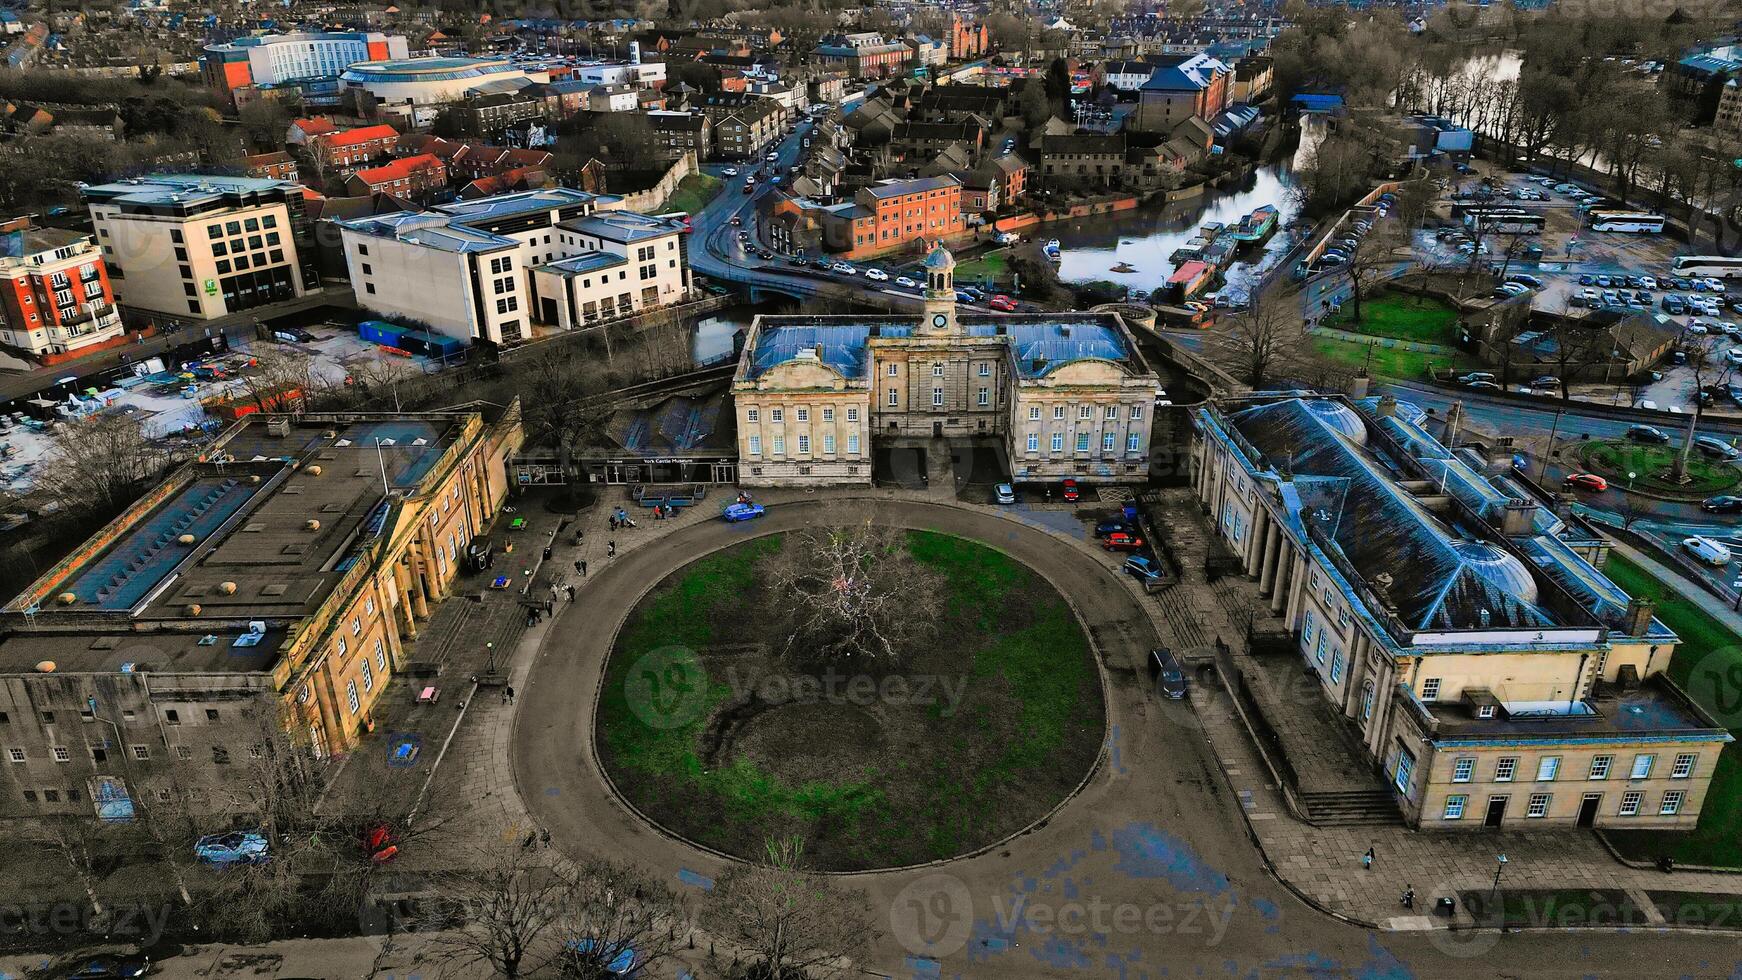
top-left (722, 502), bottom-right (765, 523)
top-left (195, 830), bottom-right (270, 866)
top-left (561, 938), bottom-right (641, 975)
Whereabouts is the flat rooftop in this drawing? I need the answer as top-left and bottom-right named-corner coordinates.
top-left (1424, 679), bottom-right (1731, 744)
top-left (741, 313), bottom-right (1142, 382)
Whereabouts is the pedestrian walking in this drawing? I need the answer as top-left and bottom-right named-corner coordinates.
top-left (506, 686), bottom-right (516, 705)
top-left (544, 599), bottom-right (553, 615)
top-left (566, 584), bottom-right (576, 602)
top-left (580, 559), bottom-right (588, 576)
top-left (502, 687), bottom-right (511, 705)
top-left (1362, 846), bottom-right (1375, 870)
top-left (522, 831), bottom-right (536, 850)
top-left (609, 514), bottom-right (619, 531)
top-left (608, 540), bottom-right (616, 558)
top-left (540, 828), bottom-right (551, 848)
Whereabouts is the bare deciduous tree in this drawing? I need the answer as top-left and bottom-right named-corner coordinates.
top-left (429, 843), bottom-right (572, 979)
top-left (704, 837), bottom-right (871, 980)
top-left (765, 522), bottom-right (945, 666)
top-left (1224, 297), bottom-right (1306, 390)
top-left (38, 411), bottom-right (162, 513)
top-left (556, 858), bottom-right (688, 980)
top-left (519, 347), bottom-right (612, 467)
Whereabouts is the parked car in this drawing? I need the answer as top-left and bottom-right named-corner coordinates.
top-left (272, 327), bottom-right (314, 344)
top-left (560, 938), bottom-right (642, 977)
top-left (1701, 495), bottom-right (1742, 513)
top-left (863, 268), bottom-right (889, 281)
top-left (1564, 473), bottom-right (1609, 492)
top-left (360, 821), bottom-right (399, 864)
top-left (1457, 372), bottom-right (1497, 385)
top-left (1061, 478), bottom-right (1080, 502)
top-left (1509, 273), bottom-right (1544, 288)
top-left (722, 502), bottom-right (765, 523)
top-left (1466, 380), bottom-right (1502, 391)
top-left (1094, 519), bottom-right (1132, 538)
top-left (895, 276), bottom-right (919, 289)
top-left (1148, 648), bottom-right (1188, 700)
top-left (1529, 376), bottom-right (1561, 390)
top-left (987, 294), bottom-right (1018, 312)
top-left (1626, 424), bottom-right (1671, 444)
top-left (1694, 435), bottom-right (1741, 460)
top-left (830, 262), bottom-right (857, 275)
top-left (60, 954), bottom-right (152, 979)
top-left (195, 830), bottom-right (270, 866)
top-left (1102, 531), bottom-right (1145, 551)
top-left (994, 483), bottom-right (1016, 504)
top-left (1123, 555), bottom-right (1163, 583)
top-left (1683, 535), bottom-right (1734, 566)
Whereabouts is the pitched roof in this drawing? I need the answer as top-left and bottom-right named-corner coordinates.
top-left (319, 123), bottom-right (399, 148)
top-left (350, 152), bottom-right (445, 186)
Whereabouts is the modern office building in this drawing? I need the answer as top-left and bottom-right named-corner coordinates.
top-left (0, 216), bottom-right (123, 358)
top-left (335, 188), bottom-right (695, 348)
top-left (337, 56), bottom-right (544, 125)
top-left (733, 244), bottom-right (1159, 486)
top-left (1192, 392), bottom-right (1731, 829)
top-left (81, 175), bottom-right (318, 320)
top-left (0, 406), bottom-right (524, 819)
top-left (202, 32), bottom-right (408, 102)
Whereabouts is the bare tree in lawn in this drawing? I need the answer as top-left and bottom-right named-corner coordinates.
top-left (1344, 222), bottom-right (1404, 324)
top-left (1224, 295), bottom-right (1306, 390)
top-left (428, 842), bottom-right (572, 979)
top-left (704, 836), bottom-right (871, 980)
top-left (554, 858), bottom-right (689, 979)
top-left (765, 522), bottom-right (945, 667)
top-left (37, 411), bottom-right (163, 514)
top-left (1673, 334), bottom-right (1732, 482)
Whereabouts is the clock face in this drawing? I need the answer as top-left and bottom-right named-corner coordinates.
top-left (933, 313), bottom-right (948, 328)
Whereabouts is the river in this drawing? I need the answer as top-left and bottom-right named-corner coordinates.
top-left (1051, 155), bottom-right (1306, 302)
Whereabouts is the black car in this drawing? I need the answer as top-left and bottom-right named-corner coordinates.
top-left (1702, 495), bottom-right (1742, 513)
top-left (1625, 424), bottom-right (1670, 444)
top-left (787, 254), bottom-right (807, 266)
top-left (1147, 648), bottom-right (1187, 700)
top-left (811, 258), bottom-right (831, 270)
top-left (1094, 519), bottom-right (1132, 538)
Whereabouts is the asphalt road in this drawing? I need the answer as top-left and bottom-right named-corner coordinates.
top-left (508, 496), bottom-right (1742, 979)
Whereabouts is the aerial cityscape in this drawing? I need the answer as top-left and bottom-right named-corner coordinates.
top-left (1, 0), bottom-right (1742, 977)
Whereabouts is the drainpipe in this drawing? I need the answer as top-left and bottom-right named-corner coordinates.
top-left (1570, 652), bottom-right (1588, 713)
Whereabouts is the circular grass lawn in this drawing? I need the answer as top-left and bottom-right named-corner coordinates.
top-left (595, 529), bottom-right (1106, 871)
top-left (1576, 440), bottom-right (1742, 498)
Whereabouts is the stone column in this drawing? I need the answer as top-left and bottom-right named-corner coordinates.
top-left (1260, 527), bottom-right (1284, 596)
top-left (1269, 540), bottom-right (1291, 614)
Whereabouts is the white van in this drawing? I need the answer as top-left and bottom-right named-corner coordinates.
top-left (1683, 536), bottom-right (1733, 566)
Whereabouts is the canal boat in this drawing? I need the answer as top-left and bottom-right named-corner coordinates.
top-left (1042, 239), bottom-right (1061, 261)
top-left (1229, 204), bottom-right (1279, 247)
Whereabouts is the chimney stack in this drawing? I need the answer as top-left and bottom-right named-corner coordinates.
top-left (1624, 597), bottom-right (1656, 637)
top-left (1499, 498), bottom-right (1536, 537)
top-left (1375, 393), bottom-right (1397, 418)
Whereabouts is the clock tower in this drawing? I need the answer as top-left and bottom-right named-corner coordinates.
top-left (920, 241), bottom-right (957, 335)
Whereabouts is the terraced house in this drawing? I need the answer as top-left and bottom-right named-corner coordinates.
top-left (0, 407), bottom-right (523, 819)
top-left (734, 245), bottom-right (1159, 486)
top-left (1192, 393), bottom-right (1731, 830)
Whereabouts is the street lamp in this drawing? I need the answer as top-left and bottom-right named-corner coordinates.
top-left (1489, 853), bottom-right (1509, 907)
top-left (1627, 471), bottom-right (1637, 495)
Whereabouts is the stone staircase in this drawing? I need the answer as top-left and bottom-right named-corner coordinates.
top-left (1297, 788), bottom-right (1406, 827)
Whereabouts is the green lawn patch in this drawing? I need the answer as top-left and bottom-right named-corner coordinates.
top-left (1457, 889), bottom-right (1648, 928)
top-left (1311, 335), bottom-right (1481, 380)
top-left (1576, 441), bottom-right (1742, 497)
top-left (1324, 289), bottom-right (1461, 344)
top-left (654, 173), bottom-right (722, 216)
top-left (952, 248), bottom-right (1010, 283)
top-left (595, 529), bottom-right (1104, 870)
top-left (1601, 552), bottom-right (1742, 868)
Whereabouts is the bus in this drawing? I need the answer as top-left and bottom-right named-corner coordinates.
top-left (1588, 211), bottom-right (1666, 234)
top-left (1464, 211), bottom-right (1545, 235)
top-left (1671, 255), bottom-right (1742, 279)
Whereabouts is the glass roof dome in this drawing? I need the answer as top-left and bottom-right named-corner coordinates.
top-left (1455, 541), bottom-right (1539, 605)
top-left (1307, 400), bottom-right (1367, 445)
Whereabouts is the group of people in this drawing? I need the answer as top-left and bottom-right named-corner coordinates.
top-left (608, 508), bottom-right (638, 530)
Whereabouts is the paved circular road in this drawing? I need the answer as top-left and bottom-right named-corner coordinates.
top-left (510, 496), bottom-right (1742, 978)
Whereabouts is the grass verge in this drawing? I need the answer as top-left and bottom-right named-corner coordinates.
top-left (1577, 441), bottom-right (1741, 497)
top-left (654, 173), bottom-right (722, 216)
top-left (1311, 335), bottom-right (1480, 380)
top-left (1324, 289), bottom-right (1461, 344)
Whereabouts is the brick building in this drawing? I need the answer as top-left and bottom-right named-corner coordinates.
top-left (0, 217), bottom-right (122, 357)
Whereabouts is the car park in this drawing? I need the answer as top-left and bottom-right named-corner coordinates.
top-left (722, 501), bottom-right (765, 522)
top-left (1683, 535), bottom-right (1734, 565)
top-left (1664, 296), bottom-right (1687, 315)
top-left (1147, 648), bottom-right (1188, 699)
top-left (1564, 473), bottom-right (1609, 492)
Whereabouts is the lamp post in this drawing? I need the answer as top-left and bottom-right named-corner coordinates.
top-left (1489, 853), bottom-right (1509, 908)
top-left (1627, 471), bottom-right (1637, 495)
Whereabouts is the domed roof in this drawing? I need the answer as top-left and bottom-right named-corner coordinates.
top-left (1454, 542), bottom-right (1539, 605)
top-left (921, 242), bottom-right (955, 270)
top-left (1307, 399), bottom-right (1367, 445)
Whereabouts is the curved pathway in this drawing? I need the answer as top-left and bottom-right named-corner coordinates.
top-left (510, 494), bottom-right (1742, 978)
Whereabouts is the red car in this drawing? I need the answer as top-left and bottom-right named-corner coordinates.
top-left (1062, 479), bottom-right (1080, 502)
top-left (361, 822), bottom-right (400, 864)
top-left (988, 294), bottom-right (1018, 312)
top-left (1102, 531), bottom-right (1145, 551)
top-left (1564, 473), bottom-right (1609, 492)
